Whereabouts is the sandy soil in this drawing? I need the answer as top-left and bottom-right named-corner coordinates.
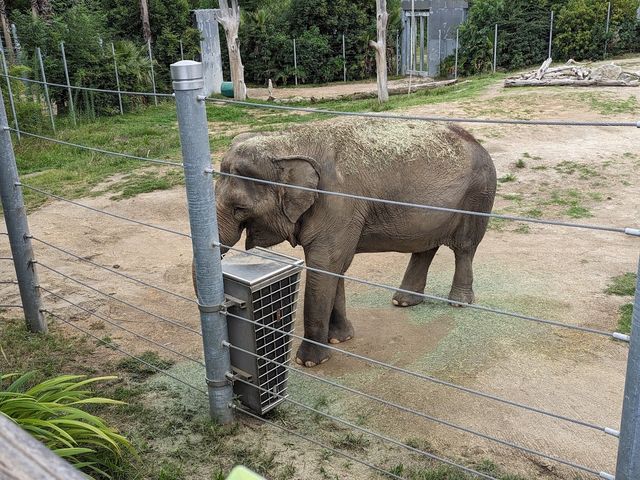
top-left (2, 61), bottom-right (640, 479)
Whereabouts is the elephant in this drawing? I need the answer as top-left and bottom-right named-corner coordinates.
top-left (212, 118), bottom-right (497, 367)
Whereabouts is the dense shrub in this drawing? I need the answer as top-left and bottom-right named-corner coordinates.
top-left (455, 0), bottom-right (640, 76)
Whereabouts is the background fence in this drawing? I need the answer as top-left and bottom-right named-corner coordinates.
top-left (1, 57), bottom-right (639, 480)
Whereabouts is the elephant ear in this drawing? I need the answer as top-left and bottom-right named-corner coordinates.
top-left (274, 156), bottom-right (321, 224)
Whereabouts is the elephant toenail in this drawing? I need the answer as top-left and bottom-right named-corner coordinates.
top-left (401, 302), bottom-right (408, 307)
top-left (305, 361), bottom-right (316, 368)
top-left (392, 299), bottom-right (399, 306)
top-left (295, 357), bottom-right (303, 365)
top-left (320, 358), bottom-right (329, 364)
top-left (329, 338), bottom-right (340, 344)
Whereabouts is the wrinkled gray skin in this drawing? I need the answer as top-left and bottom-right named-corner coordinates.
top-left (208, 119), bottom-right (496, 368)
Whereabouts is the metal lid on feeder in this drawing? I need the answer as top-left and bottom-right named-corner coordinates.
top-left (221, 247), bottom-right (303, 287)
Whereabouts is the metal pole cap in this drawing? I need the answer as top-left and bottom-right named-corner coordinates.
top-left (171, 60), bottom-right (204, 91)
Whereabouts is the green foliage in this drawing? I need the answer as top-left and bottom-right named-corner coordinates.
top-left (605, 273), bottom-right (637, 296)
top-left (0, 372), bottom-right (134, 479)
top-left (456, 0), bottom-right (640, 76)
top-left (619, 303), bottom-right (633, 334)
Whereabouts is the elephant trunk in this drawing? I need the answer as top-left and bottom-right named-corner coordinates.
top-left (216, 206), bottom-right (242, 255)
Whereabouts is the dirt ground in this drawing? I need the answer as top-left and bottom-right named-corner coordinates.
top-left (2, 59), bottom-right (640, 479)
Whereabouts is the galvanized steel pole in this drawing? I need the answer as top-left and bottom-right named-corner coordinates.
top-left (604, 2), bottom-right (611, 58)
top-left (616, 258), bottom-right (640, 480)
top-left (454, 29), bottom-right (459, 80)
top-left (493, 24), bottom-right (498, 73)
top-left (171, 60), bottom-right (234, 424)
top-left (293, 38), bottom-right (298, 86)
top-left (147, 40), bottom-right (158, 107)
top-left (0, 87), bottom-right (46, 333)
top-left (111, 43), bottom-right (123, 115)
top-left (179, 39), bottom-right (184, 61)
top-left (1, 49), bottom-right (19, 142)
top-left (60, 42), bottom-right (76, 127)
top-left (342, 34), bottom-right (347, 82)
top-left (548, 11), bottom-right (554, 60)
top-left (36, 48), bottom-right (55, 133)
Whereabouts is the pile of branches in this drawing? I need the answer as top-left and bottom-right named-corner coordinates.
top-left (505, 59), bottom-right (640, 88)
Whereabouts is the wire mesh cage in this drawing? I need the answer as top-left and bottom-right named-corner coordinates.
top-left (222, 248), bottom-right (303, 415)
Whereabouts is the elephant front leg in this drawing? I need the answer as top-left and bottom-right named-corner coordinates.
top-left (295, 269), bottom-right (340, 368)
top-left (329, 278), bottom-right (354, 344)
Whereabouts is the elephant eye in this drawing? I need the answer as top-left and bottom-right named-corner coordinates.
top-left (233, 206), bottom-right (248, 218)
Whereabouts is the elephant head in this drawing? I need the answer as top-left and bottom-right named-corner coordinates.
top-left (215, 135), bottom-right (321, 253)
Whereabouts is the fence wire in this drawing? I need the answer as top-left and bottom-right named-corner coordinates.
top-left (225, 341), bottom-right (616, 473)
top-left (37, 261), bottom-right (200, 336)
top-left (10, 127), bottom-right (640, 238)
top-left (222, 310), bottom-right (617, 435)
top-left (40, 287), bottom-right (204, 367)
top-left (3, 74), bottom-right (175, 99)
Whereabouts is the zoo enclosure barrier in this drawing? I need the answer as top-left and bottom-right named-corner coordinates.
top-left (0, 59), bottom-right (639, 479)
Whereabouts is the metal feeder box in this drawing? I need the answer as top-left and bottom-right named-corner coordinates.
top-left (222, 248), bottom-right (303, 415)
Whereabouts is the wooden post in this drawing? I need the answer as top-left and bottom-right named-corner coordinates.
top-left (217, 0), bottom-right (247, 100)
top-left (369, 0), bottom-right (389, 103)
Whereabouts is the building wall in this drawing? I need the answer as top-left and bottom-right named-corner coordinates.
top-left (401, 0), bottom-right (468, 77)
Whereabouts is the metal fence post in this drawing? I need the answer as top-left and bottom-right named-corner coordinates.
top-left (147, 40), bottom-right (158, 107)
top-left (293, 38), bottom-right (298, 87)
top-left (179, 39), bottom-right (184, 61)
top-left (1, 49), bottom-right (19, 142)
top-left (171, 60), bottom-right (234, 424)
top-left (493, 24), bottom-right (498, 73)
top-left (36, 47), bottom-right (55, 133)
top-left (616, 258), bottom-right (640, 480)
top-left (548, 10), bottom-right (554, 59)
top-left (604, 1), bottom-right (612, 59)
top-left (60, 42), bottom-right (76, 127)
top-left (0, 86), bottom-right (46, 333)
top-left (342, 33), bottom-right (347, 82)
top-left (111, 43), bottom-right (123, 115)
top-left (454, 28), bottom-right (459, 80)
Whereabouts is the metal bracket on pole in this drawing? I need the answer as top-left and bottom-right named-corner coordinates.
top-left (0, 91), bottom-right (46, 333)
top-left (615, 257), bottom-right (640, 479)
top-left (171, 60), bottom-right (234, 424)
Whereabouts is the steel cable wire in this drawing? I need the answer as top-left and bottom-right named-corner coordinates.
top-left (8, 129), bottom-right (183, 168)
top-left (207, 169), bottom-right (638, 237)
top-left (220, 244), bottom-right (628, 341)
top-left (231, 376), bottom-right (504, 480)
top-left (231, 404), bottom-right (407, 480)
top-left (10, 128), bottom-right (639, 236)
top-left (2, 74), bottom-right (175, 98)
top-left (18, 184), bottom-right (191, 239)
top-left (40, 287), bottom-right (204, 367)
top-left (37, 262), bottom-right (200, 336)
top-left (225, 342), bottom-right (617, 472)
top-left (223, 311), bottom-right (613, 434)
top-left (13, 182), bottom-right (630, 341)
top-left (43, 309), bottom-right (207, 394)
top-left (206, 97), bottom-right (640, 128)
top-left (31, 237), bottom-right (198, 306)
top-left (0, 304), bottom-right (23, 308)
top-left (0, 257), bottom-right (14, 261)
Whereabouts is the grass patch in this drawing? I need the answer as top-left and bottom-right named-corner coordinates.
top-left (117, 351), bottom-right (176, 381)
top-left (498, 173), bottom-right (517, 183)
top-left (605, 273), bottom-right (637, 296)
top-left (546, 189), bottom-right (593, 218)
top-left (331, 432), bottom-right (370, 452)
top-left (515, 159), bottom-right (526, 169)
top-left (583, 93), bottom-right (639, 115)
top-left (553, 161), bottom-right (599, 179)
top-left (619, 304), bottom-right (633, 334)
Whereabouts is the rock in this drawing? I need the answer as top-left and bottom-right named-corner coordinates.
top-left (591, 64), bottom-right (623, 80)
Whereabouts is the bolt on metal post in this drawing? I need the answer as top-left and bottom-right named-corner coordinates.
top-left (0, 87), bottom-right (46, 333)
top-left (171, 60), bottom-right (234, 424)
top-left (616, 257), bottom-right (640, 479)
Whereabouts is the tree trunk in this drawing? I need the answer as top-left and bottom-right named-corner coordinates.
top-left (140, 0), bottom-right (152, 43)
top-left (30, 0), bottom-right (38, 17)
top-left (30, 0), bottom-right (52, 19)
top-left (369, 0), bottom-right (389, 103)
top-left (0, 0), bottom-right (14, 63)
top-left (217, 0), bottom-right (247, 100)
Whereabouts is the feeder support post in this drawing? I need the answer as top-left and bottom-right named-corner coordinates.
top-left (171, 60), bottom-right (234, 424)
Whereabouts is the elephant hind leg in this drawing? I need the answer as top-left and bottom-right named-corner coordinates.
top-left (393, 247), bottom-right (439, 307)
top-left (449, 246), bottom-right (477, 306)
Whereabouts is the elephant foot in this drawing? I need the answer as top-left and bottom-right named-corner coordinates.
top-left (295, 341), bottom-right (330, 368)
top-left (448, 287), bottom-right (475, 307)
top-left (392, 291), bottom-right (424, 308)
top-left (328, 323), bottom-right (354, 345)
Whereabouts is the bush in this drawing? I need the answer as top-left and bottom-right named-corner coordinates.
top-left (1, 372), bottom-right (134, 479)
